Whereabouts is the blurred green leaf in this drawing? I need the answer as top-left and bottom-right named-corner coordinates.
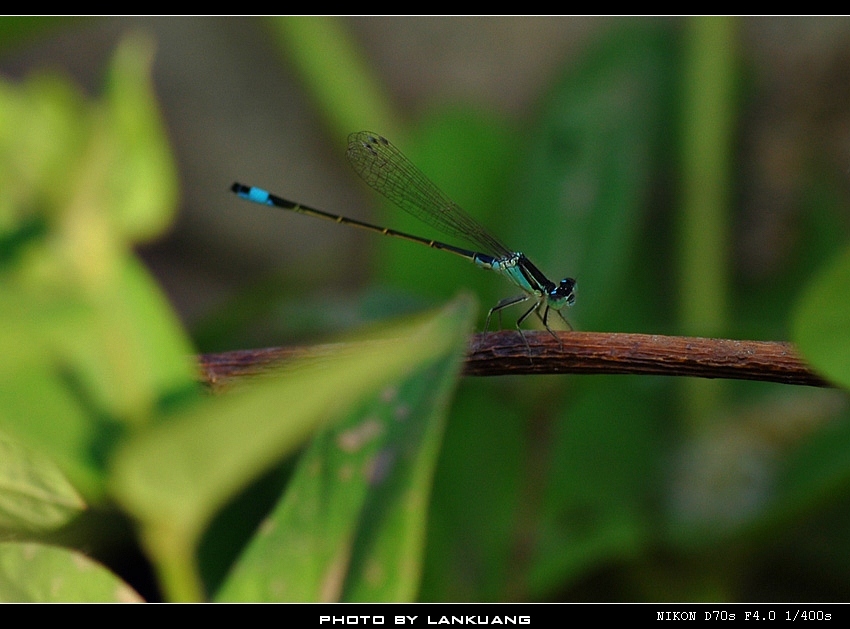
top-left (420, 380), bottom-right (525, 602)
top-left (112, 296), bottom-right (474, 601)
top-left (0, 432), bottom-right (85, 534)
top-left (269, 16), bottom-right (402, 140)
top-left (528, 377), bottom-right (663, 598)
top-left (102, 34), bottom-right (179, 241)
top-left (216, 330), bottom-right (468, 601)
top-left (0, 73), bottom-right (88, 226)
top-left (0, 261), bottom-right (196, 496)
top-left (0, 542), bottom-right (142, 602)
top-left (0, 36), bottom-right (193, 497)
top-left (374, 110), bottom-right (517, 316)
top-left (792, 244), bottom-right (850, 390)
top-left (763, 401), bottom-right (850, 526)
top-left (512, 23), bottom-right (671, 331)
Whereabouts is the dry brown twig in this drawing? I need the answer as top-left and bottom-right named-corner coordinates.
top-left (198, 331), bottom-right (829, 389)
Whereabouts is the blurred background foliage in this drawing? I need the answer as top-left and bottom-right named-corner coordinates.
top-left (2, 16), bottom-right (850, 602)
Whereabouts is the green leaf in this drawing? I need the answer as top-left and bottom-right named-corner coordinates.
top-left (102, 34), bottom-right (178, 241)
top-left (0, 254), bottom-right (197, 497)
top-left (420, 381), bottom-right (525, 602)
top-left (792, 244), bottom-right (850, 390)
top-left (111, 296), bottom-right (474, 601)
top-left (269, 17), bottom-right (402, 140)
top-left (0, 542), bottom-right (142, 602)
top-left (0, 72), bottom-right (88, 225)
top-left (511, 23), bottom-right (671, 331)
top-left (0, 431), bottom-right (85, 534)
top-left (217, 350), bottom-right (465, 601)
top-left (527, 377), bottom-right (662, 597)
top-left (0, 37), bottom-right (190, 497)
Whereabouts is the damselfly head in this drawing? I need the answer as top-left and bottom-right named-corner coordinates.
top-left (552, 277), bottom-right (577, 308)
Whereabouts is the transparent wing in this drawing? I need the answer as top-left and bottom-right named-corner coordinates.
top-left (346, 131), bottom-right (512, 258)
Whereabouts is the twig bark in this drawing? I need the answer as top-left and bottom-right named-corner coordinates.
top-left (198, 331), bottom-right (830, 388)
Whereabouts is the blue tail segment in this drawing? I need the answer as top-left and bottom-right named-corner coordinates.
top-left (232, 183), bottom-right (272, 206)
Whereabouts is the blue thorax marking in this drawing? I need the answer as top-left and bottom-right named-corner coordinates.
top-left (474, 252), bottom-right (553, 297)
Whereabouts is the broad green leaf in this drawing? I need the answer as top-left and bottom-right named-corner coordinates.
top-left (51, 255), bottom-right (197, 427)
top-left (0, 37), bottom-right (190, 497)
top-left (511, 24), bottom-right (670, 331)
top-left (341, 356), bottom-right (461, 602)
top-left (217, 348), bottom-right (465, 601)
top-left (0, 253), bottom-right (196, 497)
top-left (110, 296), bottom-right (474, 600)
top-left (0, 542), bottom-right (142, 602)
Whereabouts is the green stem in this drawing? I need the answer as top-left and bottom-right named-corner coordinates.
top-left (143, 524), bottom-right (205, 602)
top-left (267, 16), bottom-right (402, 141)
top-left (679, 16), bottom-right (737, 423)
